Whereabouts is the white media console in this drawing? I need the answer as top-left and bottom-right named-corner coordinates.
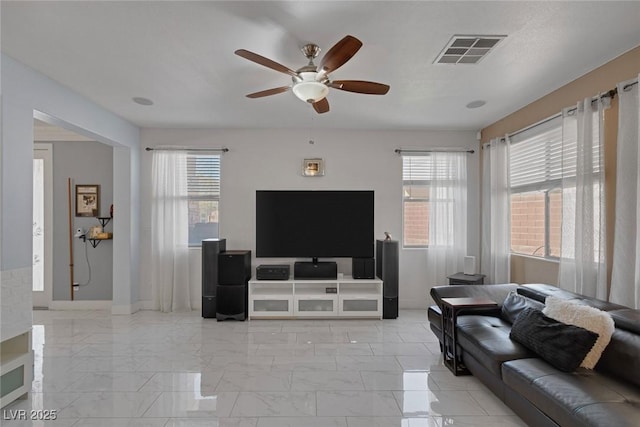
top-left (248, 275), bottom-right (383, 319)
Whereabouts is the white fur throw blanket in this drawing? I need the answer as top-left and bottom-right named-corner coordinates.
top-left (542, 297), bottom-right (615, 369)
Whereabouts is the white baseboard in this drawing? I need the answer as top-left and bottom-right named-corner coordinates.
top-left (111, 303), bottom-right (141, 315)
top-left (136, 300), bottom-right (200, 311)
top-left (399, 298), bottom-right (430, 310)
top-left (139, 300), bottom-right (156, 310)
top-left (49, 300), bottom-right (112, 310)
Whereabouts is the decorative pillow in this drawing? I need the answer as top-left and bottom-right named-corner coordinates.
top-left (501, 291), bottom-right (545, 324)
top-left (510, 308), bottom-right (598, 372)
top-left (543, 296), bottom-right (615, 369)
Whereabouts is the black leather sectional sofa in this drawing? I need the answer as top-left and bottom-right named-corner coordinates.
top-left (427, 283), bottom-right (640, 427)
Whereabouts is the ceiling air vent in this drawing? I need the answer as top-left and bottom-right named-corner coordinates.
top-left (434, 35), bottom-right (506, 64)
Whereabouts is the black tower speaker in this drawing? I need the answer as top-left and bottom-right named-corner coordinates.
top-left (217, 250), bottom-right (251, 320)
top-left (352, 258), bottom-right (375, 279)
top-left (201, 238), bottom-right (226, 318)
top-left (376, 239), bottom-right (399, 319)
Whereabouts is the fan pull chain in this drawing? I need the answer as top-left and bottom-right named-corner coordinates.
top-left (308, 105), bottom-right (315, 144)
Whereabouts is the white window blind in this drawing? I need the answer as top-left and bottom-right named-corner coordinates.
top-left (187, 154), bottom-right (220, 245)
top-left (402, 154), bottom-right (461, 182)
top-left (187, 154), bottom-right (220, 200)
top-left (402, 155), bottom-right (430, 247)
top-left (510, 112), bottom-right (601, 191)
top-left (509, 117), bottom-right (563, 191)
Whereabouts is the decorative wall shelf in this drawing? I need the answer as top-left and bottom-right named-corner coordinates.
top-left (88, 236), bottom-right (112, 248)
top-left (88, 217), bottom-right (113, 247)
top-left (96, 217), bottom-right (111, 228)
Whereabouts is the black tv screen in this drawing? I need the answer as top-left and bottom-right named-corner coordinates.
top-left (256, 190), bottom-right (374, 258)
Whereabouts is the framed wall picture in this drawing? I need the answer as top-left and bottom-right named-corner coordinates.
top-left (76, 185), bottom-right (100, 217)
top-left (302, 158), bottom-right (324, 177)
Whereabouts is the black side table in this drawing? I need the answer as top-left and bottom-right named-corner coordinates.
top-left (447, 272), bottom-right (486, 285)
top-left (440, 297), bottom-right (498, 376)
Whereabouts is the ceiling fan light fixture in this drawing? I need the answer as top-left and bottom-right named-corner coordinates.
top-left (292, 71), bottom-right (328, 103)
top-left (292, 81), bottom-right (329, 103)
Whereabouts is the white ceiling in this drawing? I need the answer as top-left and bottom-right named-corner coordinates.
top-left (3, 1), bottom-right (640, 131)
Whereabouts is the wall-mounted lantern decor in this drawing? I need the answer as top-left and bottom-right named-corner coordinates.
top-left (302, 158), bottom-right (324, 177)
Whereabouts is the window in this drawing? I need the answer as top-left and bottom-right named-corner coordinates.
top-left (187, 154), bottom-right (220, 245)
top-left (509, 117), bottom-right (562, 258)
top-left (403, 156), bottom-right (431, 247)
top-left (509, 113), bottom-right (600, 258)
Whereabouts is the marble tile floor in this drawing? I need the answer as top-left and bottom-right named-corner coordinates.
top-left (1, 310), bottom-right (528, 427)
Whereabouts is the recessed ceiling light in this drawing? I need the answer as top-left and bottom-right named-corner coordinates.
top-left (466, 100), bottom-right (486, 109)
top-left (132, 97), bottom-right (154, 106)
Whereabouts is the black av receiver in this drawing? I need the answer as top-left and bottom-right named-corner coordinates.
top-left (256, 264), bottom-right (290, 280)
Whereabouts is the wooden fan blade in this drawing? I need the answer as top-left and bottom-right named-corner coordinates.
top-left (235, 49), bottom-right (298, 77)
top-left (318, 35), bottom-right (362, 73)
top-left (312, 97), bottom-right (330, 114)
top-left (246, 86), bottom-right (290, 98)
top-left (329, 80), bottom-right (390, 95)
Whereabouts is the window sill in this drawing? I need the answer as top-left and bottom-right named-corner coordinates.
top-left (510, 253), bottom-right (560, 264)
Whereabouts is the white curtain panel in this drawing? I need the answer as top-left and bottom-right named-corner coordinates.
top-left (426, 152), bottom-right (468, 286)
top-left (610, 76), bottom-right (640, 309)
top-left (481, 137), bottom-right (511, 284)
top-left (558, 97), bottom-right (608, 299)
top-left (151, 150), bottom-right (192, 312)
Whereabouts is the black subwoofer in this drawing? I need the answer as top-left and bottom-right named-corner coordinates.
top-left (216, 285), bottom-right (248, 321)
top-left (352, 257), bottom-right (375, 279)
top-left (216, 250), bottom-right (251, 321)
top-left (219, 250), bottom-right (251, 285)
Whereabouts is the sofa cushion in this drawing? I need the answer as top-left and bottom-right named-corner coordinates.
top-left (596, 328), bottom-right (640, 388)
top-left (503, 358), bottom-right (640, 427)
top-left (608, 308), bottom-right (640, 334)
top-left (543, 297), bottom-right (615, 369)
top-left (517, 283), bottom-right (580, 303)
top-left (455, 314), bottom-right (536, 377)
top-left (519, 284), bottom-right (627, 312)
top-left (501, 291), bottom-right (545, 324)
top-left (510, 308), bottom-right (598, 372)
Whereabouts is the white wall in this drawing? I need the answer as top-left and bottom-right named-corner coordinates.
top-left (1, 55), bottom-right (140, 332)
top-left (140, 128), bottom-right (480, 309)
top-left (50, 141), bottom-right (114, 301)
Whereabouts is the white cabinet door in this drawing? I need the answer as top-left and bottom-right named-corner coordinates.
top-left (294, 295), bottom-right (338, 317)
top-left (339, 295), bottom-right (381, 318)
top-left (249, 297), bottom-right (293, 318)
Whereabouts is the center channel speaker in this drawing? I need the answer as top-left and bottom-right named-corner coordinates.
top-left (294, 261), bottom-right (337, 279)
top-left (352, 257), bottom-right (375, 279)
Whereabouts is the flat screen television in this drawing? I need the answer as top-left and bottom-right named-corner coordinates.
top-left (256, 190), bottom-right (374, 259)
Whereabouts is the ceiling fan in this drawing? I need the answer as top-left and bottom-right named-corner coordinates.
top-left (235, 35), bottom-right (390, 114)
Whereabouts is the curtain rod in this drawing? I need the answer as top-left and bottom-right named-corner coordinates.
top-left (145, 147), bottom-right (229, 153)
top-left (623, 80), bottom-right (638, 91)
top-left (564, 89), bottom-right (618, 116)
top-left (395, 148), bottom-right (475, 154)
top-left (499, 86), bottom-right (624, 143)
top-left (500, 113), bottom-right (562, 142)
